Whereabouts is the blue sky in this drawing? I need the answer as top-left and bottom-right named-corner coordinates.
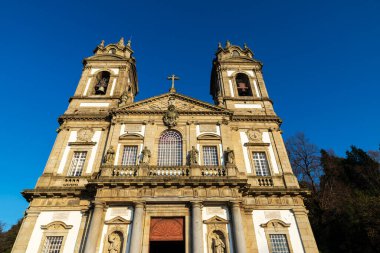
top-left (0, 0), bottom-right (379, 229)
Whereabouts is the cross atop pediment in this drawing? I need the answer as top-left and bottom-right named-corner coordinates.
top-left (168, 74), bottom-right (180, 93)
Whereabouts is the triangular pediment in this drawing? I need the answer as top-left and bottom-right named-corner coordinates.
top-left (115, 92), bottom-right (231, 115)
top-left (203, 215), bottom-right (229, 224)
top-left (104, 216), bottom-right (131, 225)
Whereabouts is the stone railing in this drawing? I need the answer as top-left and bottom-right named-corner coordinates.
top-left (100, 164), bottom-right (237, 178)
top-left (249, 175), bottom-right (285, 187)
top-left (256, 176), bottom-right (274, 186)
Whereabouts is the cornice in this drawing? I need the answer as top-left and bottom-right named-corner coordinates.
top-left (230, 115), bottom-right (282, 123)
top-left (58, 114), bottom-right (111, 124)
top-left (22, 187), bottom-right (88, 202)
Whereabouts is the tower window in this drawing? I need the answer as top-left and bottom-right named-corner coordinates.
top-left (236, 73), bottom-right (253, 96)
top-left (203, 146), bottom-right (219, 166)
top-left (68, 151), bottom-right (87, 176)
top-left (252, 152), bottom-right (271, 176)
top-left (158, 130), bottom-right (183, 166)
top-left (108, 48), bottom-right (116, 54)
top-left (42, 236), bottom-right (64, 253)
top-left (269, 234), bottom-right (290, 253)
top-left (94, 71), bottom-right (110, 95)
top-left (121, 145), bottom-right (138, 165)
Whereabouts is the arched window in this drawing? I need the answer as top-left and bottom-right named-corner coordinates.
top-left (108, 48), bottom-right (116, 54)
top-left (94, 71), bottom-right (110, 95)
top-left (158, 130), bottom-right (183, 166)
top-left (236, 73), bottom-right (253, 96)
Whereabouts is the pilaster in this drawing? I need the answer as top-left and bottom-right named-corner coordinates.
top-left (292, 207), bottom-right (319, 253)
top-left (11, 210), bottom-right (40, 253)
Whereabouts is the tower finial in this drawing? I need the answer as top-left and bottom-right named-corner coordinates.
top-left (127, 39), bottom-right (131, 47)
top-left (226, 40), bottom-right (231, 48)
top-left (99, 40), bottom-right (105, 47)
top-left (118, 37), bottom-right (125, 47)
top-left (244, 43), bottom-right (248, 49)
top-left (218, 42), bottom-right (222, 49)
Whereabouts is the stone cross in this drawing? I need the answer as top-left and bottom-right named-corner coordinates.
top-left (167, 74), bottom-right (179, 92)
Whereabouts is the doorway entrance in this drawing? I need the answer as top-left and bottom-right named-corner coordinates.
top-left (149, 217), bottom-right (185, 253)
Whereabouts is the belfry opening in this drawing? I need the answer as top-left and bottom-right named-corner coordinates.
top-left (149, 217), bottom-right (185, 253)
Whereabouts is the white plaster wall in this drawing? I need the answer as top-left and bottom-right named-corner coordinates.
top-left (240, 131), bottom-right (252, 173)
top-left (202, 206), bottom-right (233, 253)
top-left (57, 131), bottom-right (77, 174)
top-left (253, 80), bottom-right (261, 98)
top-left (83, 78), bottom-right (92, 96)
top-left (227, 70), bottom-right (234, 77)
top-left (219, 143), bottom-right (224, 165)
top-left (262, 132), bottom-right (279, 174)
top-left (196, 125), bottom-right (221, 137)
top-left (110, 78), bottom-right (117, 96)
top-left (86, 131), bottom-right (102, 173)
top-left (234, 104), bottom-right (262, 109)
top-left (98, 207), bottom-right (132, 253)
top-left (79, 103), bottom-right (110, 107)
top-left (227, 70), bottom-right (254, 77)
top-left (252, 210), bottom-right (304, 253)
top-left (228, 80), bottom-right (235, 97)
top-left (26, 211), bottom-right (82, 253)
top-left (114, 143), bottom-right (121, 166)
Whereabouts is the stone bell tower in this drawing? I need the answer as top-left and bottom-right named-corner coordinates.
top-left (66, 37), bottom-right (138, 114)
top-left (210, 41), bottom-right (275, 116)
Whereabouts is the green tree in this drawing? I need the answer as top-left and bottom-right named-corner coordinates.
top-left (0, 219), bottom-right (22, 253)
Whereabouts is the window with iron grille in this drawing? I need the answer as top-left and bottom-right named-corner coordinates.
top-left (270, 234), bottom-right (290, 253)
top-left (67, 151), bottom-right (87, 176)
top-left (252, 152), bottom-right (271, 176)
top-left (203, 146), bottom-right (219, 166)
top-left (42, 236), bottom-right (64, 253)
top-left (122, 145), bottom-right (138, 165)
top-left (158, 130), bottom-right (182, 166)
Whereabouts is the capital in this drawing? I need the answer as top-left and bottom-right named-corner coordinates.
top-left (229, 200), bottom-right (242, 208)
top-left (190, 201), bottom-right (203, 208)
top-left (133, 201), bottom-right (145, 209)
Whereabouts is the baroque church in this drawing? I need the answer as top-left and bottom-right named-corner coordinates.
top-left (12, 38), bottom-right (319, 253)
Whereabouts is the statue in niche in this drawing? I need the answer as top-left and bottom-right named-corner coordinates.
top-left (212, 233), bottom-right (225, 253)
top-left (105, 146), bottom-right (115, 164)
top-left (107, 232), bottom-right (122, 253)
top-left (225, 147), bottom-right (235, 165)
top-left (163, 104), bottom-right (179, 127)
top-left (140, 146), bottom-right (151, 165)
top-left (189, 146), bottom-right (199, 165)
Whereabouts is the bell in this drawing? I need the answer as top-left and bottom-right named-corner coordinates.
top-left (97, 86), bottom-right (106, 94)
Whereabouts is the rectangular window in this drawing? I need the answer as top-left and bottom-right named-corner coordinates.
top-left (252, 152), bottom-right (270, 176)
top-left (121, 145), bottom-right (138, 165)
top-left (67, 151), bottom-right (87, 176)
top-left (270, 234), bottom-right (290, 253)
top-left (203, 146), bottom-right (219, 166)
top-left (42, 236), bottom-right (64, 253)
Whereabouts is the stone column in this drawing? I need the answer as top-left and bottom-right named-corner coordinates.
top-left (292, 207), bottom-right (319, 253)
top-left (191, 201), bottom-right (204, 253)
top-left (11, 210), bottom-right (40, 253)
top-left (83, 201), bottom-right (104, 253)
top-left (230, 201), bottom-right (247, 253)
top-left (129, 202), bottom-right (145, 253)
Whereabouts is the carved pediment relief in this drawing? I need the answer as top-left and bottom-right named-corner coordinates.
top-left (104, 216), bottom-right (131, 225)
top-left (41, 221), bottom-right (73, 230)
top-left (203, 215), bottom-right (229, 224)
top-left (244, 129), bottom-right (269, 147)
top-left (115, 93), bottom-right (230, 115)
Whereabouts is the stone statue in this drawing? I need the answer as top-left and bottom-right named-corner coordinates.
top-left (105, 146), bottom-right (115, 164)
top-left (225, 147), bottom-right (235, 165)
top-left (189, 146), bottom-right (199, 165)
top-left (163, 104), bottom-right (179, 128)
top-left (140, 146), bottom-right (151, 165)
top-left (119, 88), bottom-right (133, 106)
top-left (108, 232), bottom-right (121, 253)
top-left (212, 234), bottom-right (225, 253)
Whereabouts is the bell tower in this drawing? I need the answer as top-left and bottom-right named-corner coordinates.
top-left (66, 38), bottom-right (138, 114)
top-left (210, 41), bottom-right (275, 116)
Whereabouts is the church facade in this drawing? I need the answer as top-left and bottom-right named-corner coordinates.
top-left (12, 39), bottom-right (319, 253)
